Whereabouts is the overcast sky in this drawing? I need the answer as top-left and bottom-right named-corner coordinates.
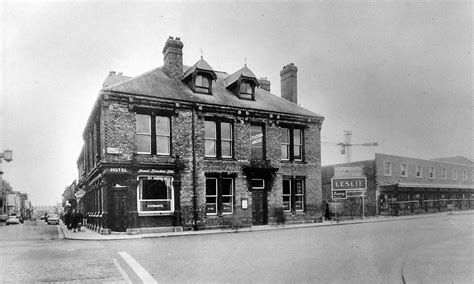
top-left (1, 1), bottom-right (472, 206)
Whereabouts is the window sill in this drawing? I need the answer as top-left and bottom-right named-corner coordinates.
top-left (138, 212), bottom-right (174, 217)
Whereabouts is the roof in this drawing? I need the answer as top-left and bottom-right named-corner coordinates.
top-left (431, 156), bottom-right (474, 166)
top-left (104, 67), bottom-right (323, 119)
top-left (103, 73), bottom-right (131, 88)
top-left (182, 58), bottom-right (216, 79)
top-left (224, 65), bottom-right (259, 88)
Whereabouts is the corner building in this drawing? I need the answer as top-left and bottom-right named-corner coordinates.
top-left (78, 37), bottom-right (324, 234)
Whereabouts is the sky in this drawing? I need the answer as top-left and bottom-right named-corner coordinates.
top-left (0, 1), bottom-right (472, 206)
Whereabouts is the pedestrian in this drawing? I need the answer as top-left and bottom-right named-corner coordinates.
top-left (325, 201), bottom-right (331, 221)
top-left (71, 210), bottom-right (83, 232)
top-left (64, 210), bottom-right (72, 230)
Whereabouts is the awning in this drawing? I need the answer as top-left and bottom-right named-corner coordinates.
top-left (398, 183), bottom-right (474, 190)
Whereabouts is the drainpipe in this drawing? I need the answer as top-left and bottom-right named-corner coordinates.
top-left (192, 104), bottom-right (198, 230)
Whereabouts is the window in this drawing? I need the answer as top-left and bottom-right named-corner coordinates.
top-left (206, 176), bottom-right (234, 215)
top-left (136, 114), bottom-right (171, 155)
top-left (282, 177), bottom-right (305, 212)
top-left (195, 74), bottom-right (211, 94)
top-left (416, 165), bottom-right (422, 178)
top-left (400, 163), bottom-right (407, 177)
top-left (452, 168), bottom-right (458, 180)
top-left (239, 81), bottom-right (253, 100)
top-left (137, 176), bottom-right (174, 214)
top-left (384, 162), bottom-right (392, 176)
top-left (250, 125), bottom-right (264, 160)
top-left (463, 170), bottom-right (468, 181)
top-left (205, 120), bottom-right (233, 158)
top-left (280, 127), bottom-right (304, 161)
top-left (429, 166), bottom-right (435, 179)
top-left (441, 168), bottom-right (447, 179)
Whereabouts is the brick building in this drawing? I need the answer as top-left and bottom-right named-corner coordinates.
top-left (77, 37), bottom-right (324, 234)
top-left (322, 154), bottom-right (474, 218)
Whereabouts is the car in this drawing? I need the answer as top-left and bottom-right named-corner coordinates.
top-left (46, 213), bottom-right (60, 225)
top-left (0, 214), bottom-right (8, 222)
top-left (5, 216), bottom-right (20, 225)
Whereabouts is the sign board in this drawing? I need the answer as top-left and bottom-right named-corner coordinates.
top-left (106, 147), bottom-right (122, 154)
top-left (332, 190), bottom-right (347, 199)
top-left (105, 168), bottom-right (129, 174)
top-left (334, 166), bottom-right (363, 178)
top-left (331, 177), bottom-right (367, 191)
top-left (138, 169), bottom-right (174, 175)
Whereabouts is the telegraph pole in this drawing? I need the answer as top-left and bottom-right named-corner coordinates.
top-left (337, 131), bottom-right (378, 163)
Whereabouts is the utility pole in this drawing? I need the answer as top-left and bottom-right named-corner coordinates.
top-left (337, 131), bottom-right (378, 163)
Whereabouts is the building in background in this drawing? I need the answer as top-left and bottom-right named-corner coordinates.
top-left (77, 37), bottom-right (324, 234)
top-left (322, 154), bottom-right (474, 218)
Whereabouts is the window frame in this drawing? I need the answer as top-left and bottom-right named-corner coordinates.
top-left (205, 175), bottom-right (234, 216)
top-left (136, 175), bottom-right (174, 215)
top-left (383, 161), bottom-right (392, 176)
top-left (462, 170), bottom-right (468, 181)
top-left (400, 163), bottom-right (408, 177)
top-left (194, 74), bottom-right (212, 94)
top-left (238, 80), bottom-right (255, 100)
top-left (136, 113), bottom-right (171, 156)
top-left (282, 176), bottom-right (306, 213)
top-left (441, 168), bottom-right (447, 179)
top-left (204, 119), bottom-right (234, 159)
top-left (250, 124), bottom-right (266, 160)
top-left (280, 127), bottom-right (305, 162)
top-left (416, 165), bottom-right (423, 178)
top-left (452, 168), bottom-right (458, 180)
top-left (429, 166), bottom-right (436, 179)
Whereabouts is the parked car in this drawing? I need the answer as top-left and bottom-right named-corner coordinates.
top-left (0, 214), bottom-right (8, 222)
top-left (5, 216), bottom-right (20, 225)
top-left (46, 214), bottom-right (60, 225)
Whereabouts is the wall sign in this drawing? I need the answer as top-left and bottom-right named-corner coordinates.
top-left (331, 177), bottom-right (367, 191)
top-left (138, 169), bottom-right (174, 175)
top-left (106, 147), bottom-right (122, 154)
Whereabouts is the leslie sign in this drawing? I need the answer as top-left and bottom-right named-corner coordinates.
top-left (331, 177), bottom-right (367, 191)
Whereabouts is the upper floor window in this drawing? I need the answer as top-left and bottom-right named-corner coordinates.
top-left (195, 74), bottom-right (211, 94)
top-left (239, 81), bottom-right (254, 100)
top-left (441, 168), bottom-right (447, 179)
top-left (429, 166), bottom-right (435, 179)
top-left (283, 177), bottom-right (305, 212)
top-left (250, 125), bottom-right (265, 160)
top-left (452, 168), bottom-right (458, 180)
top-left (281, 127), bottom-right (304, 161)
top-left (463, 170), bottom-right (468, 181)
top-left (416, 165), bottom-right (422, 178)
top-left (400, 163), bottom-right (408, 177)
top-left (383, 162), bottom-right (392, 176)
top-left (205, 120), bottom-right (233, 158)
top-left (136, 114), bottom-right (171, 155)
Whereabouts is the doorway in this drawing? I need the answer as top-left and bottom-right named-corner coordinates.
top-left (252, 179), bottom-right (268, 225)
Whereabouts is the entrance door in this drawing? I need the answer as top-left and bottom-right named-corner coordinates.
top-left (252, 179), bottom-right (267, 225)
top-left (111, 188), bottom-right (128, 232)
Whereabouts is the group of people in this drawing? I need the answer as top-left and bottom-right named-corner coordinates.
top-left (64, 209), bottom-right (83, 232)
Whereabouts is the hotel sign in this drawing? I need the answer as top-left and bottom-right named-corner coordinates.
top-left (331, 177), bottom-right (367, 191)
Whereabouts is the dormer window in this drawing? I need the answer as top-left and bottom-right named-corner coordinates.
top-left (239, 81), bottom-right (254, 100)
top-left (195, 74), bottom-right (211, 94)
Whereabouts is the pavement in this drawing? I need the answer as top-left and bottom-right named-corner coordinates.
top-left (58, 210), bottom-right (474, 283)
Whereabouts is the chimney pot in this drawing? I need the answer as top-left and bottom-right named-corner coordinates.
top-left (258, 77), bottom-right (271, 92)
top-left (109, 71), bottom-right (116, 75)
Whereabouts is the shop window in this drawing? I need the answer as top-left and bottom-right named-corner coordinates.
top-left (205, 120), bottom-right (233, 158)
top-left (416, 165), bottom-right (422, 178)
top-left (384, 162), bottom-right (392, 176)
top-left (280, 127), bottom-right (304, 161)
top-left (137, 176), bottom-right (174, 214)
top-left (282, 177), bottom-right (305, 212)
top-left (250, 125), bottom-right (265, 160)
top-left (136, 114), bottom-right (171, 155)
top-left (400, 163), bottom-right (408, 177)
top-left (206, 176), bottom-right (234, 215)
top-left (429, 166), bottom-right (435, 179)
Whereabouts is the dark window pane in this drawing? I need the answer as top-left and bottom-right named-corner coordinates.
top-left (295, 180), bottom-right (304, 194)
top-left (283, 179), bottom-right (291, 194)
top-left (251, 179), bottom-right (264, 188)
top-left (206, 179), bottom-right (217, 195)
top-left (222, 179), bottom-right (233, 195)
top-left (142, 180), bottom-right (168, 199)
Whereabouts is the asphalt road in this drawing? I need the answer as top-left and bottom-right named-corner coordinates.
top-left (0, 213), bottom-right (472, 283)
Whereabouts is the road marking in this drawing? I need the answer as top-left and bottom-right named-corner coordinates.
top-left (113, 257), bottom-right (133, 284)
top-left (119, 251), bottom-right (157, 284)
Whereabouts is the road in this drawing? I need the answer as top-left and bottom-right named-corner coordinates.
top-left (0, 213), bottom-right (472, 283)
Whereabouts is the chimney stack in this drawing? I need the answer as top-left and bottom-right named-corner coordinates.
top-left (162, 36), bottom-right (184, 79)
top-left (258, 77), bottom-right (271, 92)
top-left (280, 63), bottom-right (298, 104)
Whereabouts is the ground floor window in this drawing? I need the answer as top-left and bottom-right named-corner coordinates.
top-left (206, 175), bottom-right (234, 215)
top-left (137, 176), bottom-right (174, 214)
top-left (282, 176), bottom-right (305, 212)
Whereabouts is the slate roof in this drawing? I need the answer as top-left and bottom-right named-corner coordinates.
top-left (104, 67), bottom-right (323, 119)
top-left (102, 73), bottom-right (131, 88)
top-left (224, 65), bottom-right (259, 88)
top-left (182, 58), bottom-right (217, 79)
